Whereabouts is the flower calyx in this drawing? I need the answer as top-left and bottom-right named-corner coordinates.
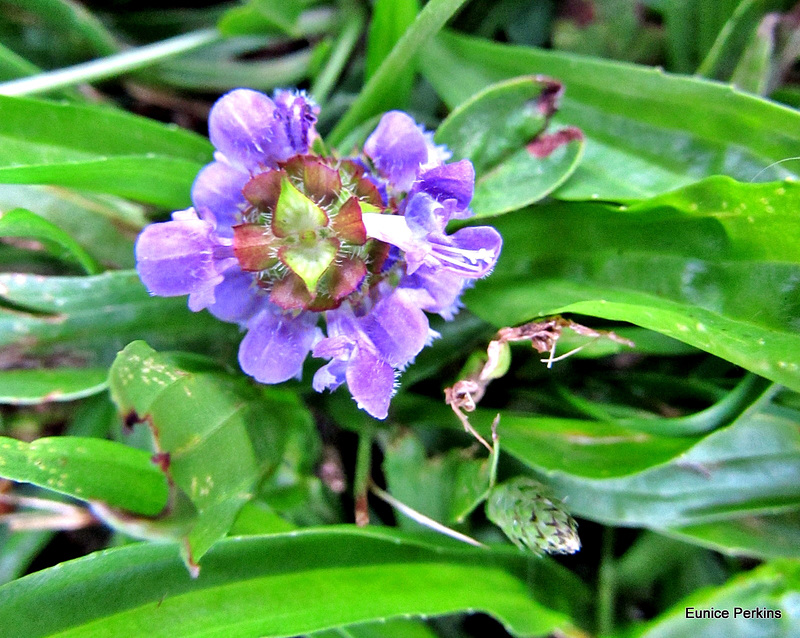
top-left (232, 155), bottom-right (386, 312)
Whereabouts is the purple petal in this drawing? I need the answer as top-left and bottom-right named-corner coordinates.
top-left (135, 213), bottom-right (222, 298)
top-left (209, 89), bottom-right (316, 174)
top-left (428, 226), bottom-right (503, 278)
top-left (312, 359), bottom-right (347, 392)
top-left (404, 191), bottom-right (449, 236)
top-left (239, 309), bottom-right (320, 383)
top-left (272, 90), bottom-right (319, 157)
top-left (399, 265), bottom-right (466, 320)
top-left (360, 291), bottom-right (430, 368)
top-left (345, 346), bottom-right (396, 419)
top-left (191, 160), bottom-right (248, 237)
top-left (364, 111), bottom-right (428, 191)
top-left (206, 269), bottom-right (264, 324)
top-left (415, 160), bottom-right (474, 216)
top-left (209, 89), bottom-right (280, 173)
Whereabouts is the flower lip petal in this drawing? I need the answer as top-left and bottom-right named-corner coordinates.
top-left (360, 291), bottom-right (430, 368)
top-left (364, 111), bottom-right (428, 192)
top-left (428, 225), bottom-right (503, 278)
top-left (135, 213), bottom-right (220, 298)
top-left (239, 308), bottom-right (320, 383)
top-left (414, 159), bottom-right (475, 215)
top-left (345, 345), bottom-right (396, 419)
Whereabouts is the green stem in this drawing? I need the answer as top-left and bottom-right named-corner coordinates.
top-left (353, 425), bottom-right (374, 526)
top-left (311, 2), bottom-right (365, 107)
top-left (0, 29), bottom-right (220, 97)
top-left (597, 526), bottom-right (616, 636)
top-left (328, 0), bottom-right (471, 146)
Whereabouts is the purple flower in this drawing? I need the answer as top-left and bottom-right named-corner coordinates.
top-left (135, 92), bottom-right (502, 419)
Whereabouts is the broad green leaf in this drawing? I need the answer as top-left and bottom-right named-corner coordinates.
top-left (396, 392), bottom-right (800, 529)
top-left (666, 511), bottom-right (800, 559)
top-left (108, 341), bottom-right (297, 563)
top-left (314, 618), bottom-right (440, 638)
top-left (0, 270), bottom-right (240, 365)
top-left (631, 560), bottom-right (800, 637)
top-left (421, 31), bottom-right (800, 201)
top-left (436, 76), bottom-right (583, 217)
top-left (0, 207), bottom-right (100, 274)
top-left (464, 178), bottom-right (800, 392)
top-left (0, 435), bottom-right (168, 515)
top-left (0, 527), bottom-right (580, 638)
top-left (0, 95), bottom-right (211, 207)
top-left (0, 156), bottom-right (205, 209)
top-left (382, 430), bottom-right (490, 528)
top-left (0, 368), bottom-right (108, 405)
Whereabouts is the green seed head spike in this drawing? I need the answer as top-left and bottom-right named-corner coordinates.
top-left (486, 476), bottom-right (580, 555)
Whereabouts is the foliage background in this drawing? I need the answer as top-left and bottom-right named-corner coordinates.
top-left (0, 0), bottom-right (799, 636)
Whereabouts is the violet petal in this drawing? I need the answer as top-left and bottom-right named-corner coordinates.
top-left (345, 345), bottom-right (396, 419)
top-left (191, 160), bottom-right (248, 237)
top-left (312, 359), bottom-right (347, 392)
top-left (428, 226), bottom-right (503, 278)
top-left (360, 291), bottom-right (430, 368)
top-left (206, 268), bottom-right (264, 324)
top-left (135, 214), bottom-right (221, 298)
top-left (364, 111), bottom-right (428, 192)
top-left (415, 159), bottom-right (475, 215)
top-left (399, 264), bottom-right (466, 320)
top-left (239, 308), bottom-right (320, 383)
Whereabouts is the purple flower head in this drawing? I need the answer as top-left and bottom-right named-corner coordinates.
top-left (136, 90), bottom-right (501, 419)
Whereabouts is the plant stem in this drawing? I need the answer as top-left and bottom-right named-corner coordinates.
top-left (353, 425), bottom-right (374, 526)
top-left (0, 29), bottom-right (220, 97)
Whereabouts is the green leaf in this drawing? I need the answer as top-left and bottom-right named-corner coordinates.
top-left (382, 430), bottom-right (490, 528)
top-left (108, 341), bottom-right (298, 563)
top-left (696, 0), bottom-right (778, 80)
top-left (0, 368), bottom-right (108, 405)
top-left (666, 511), bottom-right (800, 559)
top-left (0, 270), bottom-right (240, 364)
top-left (218, 0), bottom-right (306, 36)
top-left (631, 560), bottom-right (800, 637)
top-left (0, 435), bottom-right (168, 515)
top-left (421, 31), bottom-right (800, 201)
top-left (464, 178), bottom-right (800, 392)
top-left (0, 208), bottom-right (100, 274)
top-left (328, 0), bottom-right (471, 146)
top-left (0, 528), bottom-right (578, 638)
top-left (730, 12), bottom-right (776, 94)
top-left (0, 95), bottom-right (212, 207)
top-left (396, 390), bottom-right (800, 530)
top-left (365, 0), bottom-right (420, 105)
top-left (0, 185), bottom-right (145, 269)
top-left (436, 76), bottom-right (584, 218)
top-left (0, 528), bottom-right (53, 586)
top-left (2, 0), bottom-right (119, 58)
